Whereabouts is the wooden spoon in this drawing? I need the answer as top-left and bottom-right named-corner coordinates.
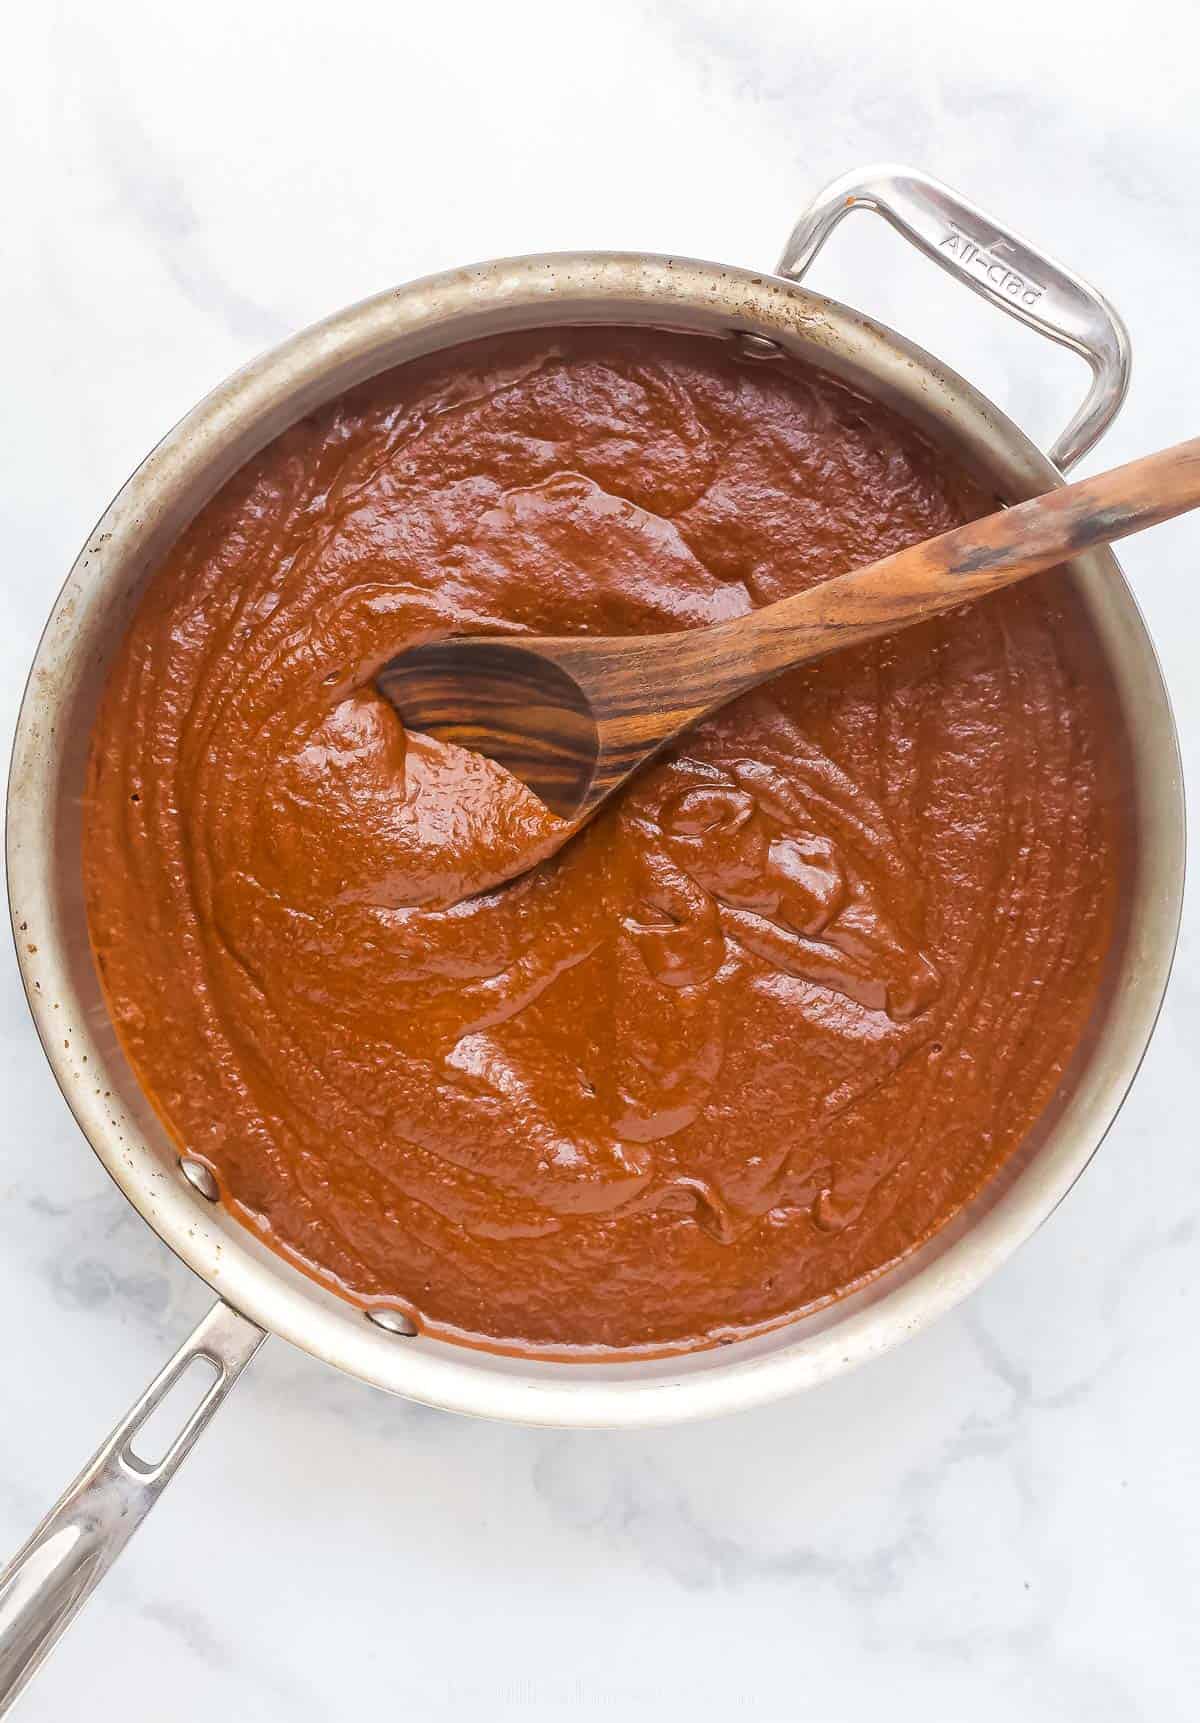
top-left (378, 436), bottom-right (1199, 820)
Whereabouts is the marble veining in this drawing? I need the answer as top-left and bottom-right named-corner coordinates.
top-left (3, 0), bottom-right (1197, 1717)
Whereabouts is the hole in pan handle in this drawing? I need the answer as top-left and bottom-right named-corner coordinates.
top-left (776, 162), bottom-right (1131, 473)
top-left (0, 1299), bottom-right (265, 1717)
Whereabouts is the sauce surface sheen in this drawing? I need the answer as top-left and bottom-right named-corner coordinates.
top-left (84, 329), bottom-right (1123, 1355)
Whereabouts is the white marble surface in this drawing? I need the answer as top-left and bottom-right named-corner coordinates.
top-left (3, 2), bottom-right (1198, 1717)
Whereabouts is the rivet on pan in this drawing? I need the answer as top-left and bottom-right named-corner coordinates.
top-left (733, 331), bottom-right (784, 360)
top-left (179, 1157), bottom-right (219, 1201)
top-left (366, 1307), bottom-right (419, 1337)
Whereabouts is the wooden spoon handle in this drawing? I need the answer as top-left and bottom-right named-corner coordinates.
top-left (720, 434), bottom-right (1200, 688)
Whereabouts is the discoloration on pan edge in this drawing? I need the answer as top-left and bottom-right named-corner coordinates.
top-left (5, 249), bottom-right (1184, 1427)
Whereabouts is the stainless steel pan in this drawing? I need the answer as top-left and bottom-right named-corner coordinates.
top-left (0, 165), bottom-right (1183, 1714)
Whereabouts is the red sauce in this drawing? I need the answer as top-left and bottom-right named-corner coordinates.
top-left (83, 329), bottom-right (1124, 1355)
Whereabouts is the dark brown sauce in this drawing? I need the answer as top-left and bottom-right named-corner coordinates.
top-left (83, 329), bottom-right (1124, 1356)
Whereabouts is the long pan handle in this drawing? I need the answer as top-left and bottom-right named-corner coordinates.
top-left (0, 1300), bottom-right (265, 1716)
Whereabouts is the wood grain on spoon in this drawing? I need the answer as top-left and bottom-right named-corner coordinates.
top-left (377, 436), bottom-right (1200, 819)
